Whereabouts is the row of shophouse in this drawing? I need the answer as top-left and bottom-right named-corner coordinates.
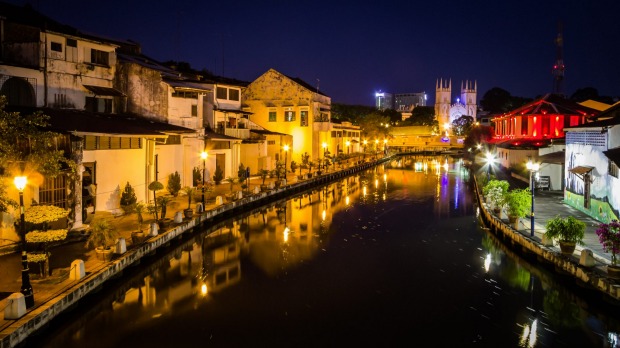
top-left (0, 2), bottom-right (362, 238)
top-left (488, 93), bottom-right (620, 223)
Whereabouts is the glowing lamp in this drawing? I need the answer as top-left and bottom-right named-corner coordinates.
top-left (14, 176), bottom-right (27, 191)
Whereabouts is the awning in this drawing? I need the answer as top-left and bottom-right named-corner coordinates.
top-left (569, 166), bottom-right (594, 181)
top-left (83, 85), bottom-right (126, 97)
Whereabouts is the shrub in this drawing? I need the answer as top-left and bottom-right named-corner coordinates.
top-left (167, 171), bottom-right (181, 197)
top-left (193, 167), bottom-right (202, 187)
top-left (120, 182), bottom-right (137, 212)
top-left (505, 188), bottom-right (531, 218)
top-left (544, 215), bottom-right (585, 245)
top-left (213, 165), bottom-right (224, 185)
top-left (483, 179), bottom-right (509, 197)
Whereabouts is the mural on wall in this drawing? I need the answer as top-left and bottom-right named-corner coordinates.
top-left (566, 141), bottom-right (619, 222)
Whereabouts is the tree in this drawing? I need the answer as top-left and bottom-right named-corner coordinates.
top-left (479, 87), bottom-right (513, 113)
top-left (357, 112), bottom-right (392, 141)
top-left (451, 115), bottom-right (474, 136)
top-left (167, 171), bottom-right (181, 197)
top-left (463, 124), bottom-right (494, 150)
top-left (0, 96), bottom-right (73, 178)
top-left (403, 106), bottom-right (436, 126)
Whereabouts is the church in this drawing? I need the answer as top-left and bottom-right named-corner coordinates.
top-left (434, 79), bottom-right (478, 128)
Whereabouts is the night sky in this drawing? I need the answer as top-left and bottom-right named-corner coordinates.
top-left (8, 0), bottom-right (620, 106)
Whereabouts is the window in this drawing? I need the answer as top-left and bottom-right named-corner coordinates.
top-left (269, 111), bottom-right (277, 122)
top-left (268, 140), bottom-right (276, 145)
top-left (85, 97), bottom-right (112, 113)
top-left (66, 39), bottom-right (77, 62)
top-left (300, 111), bottom-right (308, 126)
top-left (521, 117), bottom-right (528, 136)
top-left (229, 89), bottom-right (239, 101)
top-left (39, 175), bottom-right (68, 208)
top-left (90, 49), bottom-right (109, 66)
top-left (216, 87), bottom-right (227, 99)
top-left (610, 160), bottom-right (619, 178)
top-left (285, 111), bottom-right (295, 122)
top-left (84, 135), bottom-right (142, 150)
top-left (51, 42), bottom-right (62, 52)
top-left (191, 105), bottom-right (198, 116)
top-left (172, 91), bottom-right (198, 99)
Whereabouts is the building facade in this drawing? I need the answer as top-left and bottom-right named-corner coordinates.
top-left (434, 79), bottom-right (477, 129)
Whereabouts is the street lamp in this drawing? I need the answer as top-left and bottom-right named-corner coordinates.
top-left (283, 144), bottom-right (289, 181)
top-left (14, 175), bottom-right (34, 308)
top-left (526, 159), bottom-right (540, 237)
top-left (346, 140), bottom-right (350, 155)
top-left (200, 151), bottom-right (207, 206)
top-left (485, 152), bottom-right (496, 182)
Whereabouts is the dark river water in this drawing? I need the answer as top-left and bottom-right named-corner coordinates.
top-left (28, 155), bottom-right (620, 348)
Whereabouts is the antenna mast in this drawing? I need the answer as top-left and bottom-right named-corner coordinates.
top-left (552, 21), bottom-right (565, 96)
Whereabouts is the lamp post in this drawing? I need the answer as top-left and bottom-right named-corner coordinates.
top-left (346, 140), bottom-right (350, 155)
top-left (363, 139), bottom-right (367, 161)
top-left (200, 151), bottom-right (207, 206)
top-left (283, 144), bottom-right (289, 181)
top-left (485, 152), bottom-right (496, 182)
top-left (14, 175), bottom-right (34, 308)
top-left (526, 159), bottom-right (540, 237)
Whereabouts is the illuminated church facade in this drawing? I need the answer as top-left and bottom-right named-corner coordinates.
top-left (434, 79), bottom-right (478, 128)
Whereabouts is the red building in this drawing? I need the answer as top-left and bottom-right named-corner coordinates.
top-left (492, 93), bottom-right (599, 142)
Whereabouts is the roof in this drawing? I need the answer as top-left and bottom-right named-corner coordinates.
top-left (164, 79), bottom-right (211, 93)
top-left (603, 147), bottom-right (620, 166)
top-left (203, 128), bottom-right (239, 141)
top-left (494, 138), bottom-right (553, 150)
top-left (250, 129), bottom-right (289, 136)
top-left (579, 99), bottom-right (612, 111)
top-left (497, 93), bottom-right (600, 119)
top-left (589, 101), bottom-right (620, 122)
top-left (538, 151), bottom-right (565, 164)
top-left (6, 106), bottom-right (195, 136)
top-left (0, 2), bottom-right (81, 37)
top-left (568, 166), bottom-right (594, 180)
top-left (83, 85), bottom-right (126, 97)
top-left (214, 107), bottom-right (253, 114)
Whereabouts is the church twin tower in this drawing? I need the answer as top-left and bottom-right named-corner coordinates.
top-left (434, 78), bottom-right (477, 127)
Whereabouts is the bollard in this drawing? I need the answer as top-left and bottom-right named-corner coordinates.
top-left (4, 293), bottom-right (27, 319)
top-left (216, 196), bottom-right (224, 206)
top-left (70, 259), bottom-right (85, 281)
top-left (174, 211), bottom-right (183, 223)
top-left (254, 186), bottom-right (260, 194)
top-left (150, 222), bottom-right (159, 236)
top-left (236, 191), bottom-right (243, 200)
top-left (579, 249), bottom-right (596, 267)
top-left (115, 238), bottom-right (126, 254)
top-left (541, 234), bottom-right (554, 247)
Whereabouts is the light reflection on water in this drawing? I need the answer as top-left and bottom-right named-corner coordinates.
top-left (34, 155), bottom-right (620, 348)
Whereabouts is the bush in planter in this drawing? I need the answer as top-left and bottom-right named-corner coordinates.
top-left (487, 187), bottom-right (507, 212)
top-left (290, 160), bottom-right (298, 174)
top-left (595, 220), bottom-right (620, 267)
top-left (544, 215), bottom-right (585, 254)
top-left (167, 171), bottom-right (181, 197)
top-left (120, 182), bottom-right (137, 213)
top-left (482, 179), bottom-right (509, 197)
top-left (212, 165), bottom-right (224, 185)
top-left (505, 188), bottom-right (531, 219)
top-left (148, 181), bottom-right (164, 220)
top-left (86, 219), bottom-right (118, 250)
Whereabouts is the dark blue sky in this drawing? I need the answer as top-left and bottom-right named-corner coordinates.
top-left (9, 0), bottom-right (620, 106)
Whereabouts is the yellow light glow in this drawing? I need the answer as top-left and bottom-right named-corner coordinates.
top-left (14, 176), bottom-right (27, 191)
top-left (322, 210), bottom-right (326, 221)
top-left (346, 140), bottom-right (350, 147)
top-left (363, 140), bottom-right (368, 146)
top-left (284, 226), bottom-right (290, 242)
top-left (322, 142), bottom-right (327, 149)
top-left (283, 144), bottom-right (289, 152)
top-left (375, 139), bottom-right (378, 144)
top-left (200, 151), bottom-right (208, 160)
top-left (375, 179), bottom-right (378, 188)
top-left (484, 254), bottom-right (491, 272)
top-left (201, 283), bottom-right (208, 296)
top-left (526, 160), bottom-right (540, 172)
top-left (383, 139), bottom-right (387, 144)
top-left (363, 186), bottom-right (367, 197)
top-left (346, 196), bottom-right (350, 205)
top-left (383, 173), bottom-right (387, 181)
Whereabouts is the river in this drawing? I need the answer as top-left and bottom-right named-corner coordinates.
top-left (29, 155), bottom-right (620, 347)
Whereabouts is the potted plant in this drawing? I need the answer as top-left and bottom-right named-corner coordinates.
top-left (595, 220), bottom-right (620, 277)
top-left (120, 181), bottom-right (137, 214)
top-left (130, 201), bottom-right (147, 244)
top-left (483, 179), bottom-right (509, 203)
top-left (504, 188), bottom-right (531, 229)
top-left (86, 219), bottom-right (119, 261)
top-left (544, 215), bottom-right (585, 255)
top-left (259, 169), bottom-right (270, 191)
top-left (213, 165), bottom-right (224, 185)
top-left (181, 186), bottom-right (195, 218)
top-left (290, 160), bottom-right (298, 175)
top-left (487, 186), bottom-right (507, 215)
top-left (157, 195), bottom-right (173, 227)
top-left (148, 181), bottom-right (164, 220)
top-left (167, 171), bottom-right (181, 197)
